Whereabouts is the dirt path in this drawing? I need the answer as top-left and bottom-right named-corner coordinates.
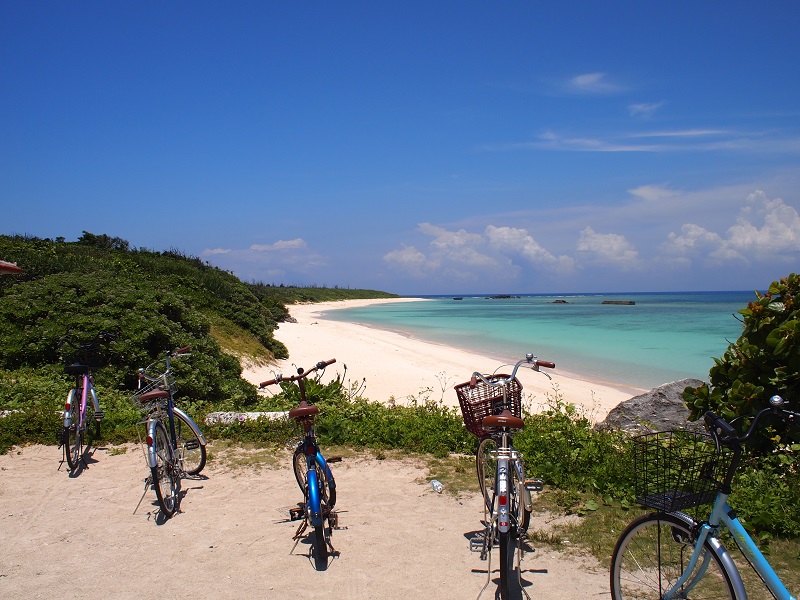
top-left (0, 444), bottom-right (609, 599)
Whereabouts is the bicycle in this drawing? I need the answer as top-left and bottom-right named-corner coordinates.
top-left (455, 353), bottom-right (556, 600)
top-left (58, 331), bottom-right (116, 473)
top-left (130, 346), bottom-right (208, 518)
top-left (610, 394), bottom-right (800, 600)
top-left (259, 359), bottom-right (340, 570)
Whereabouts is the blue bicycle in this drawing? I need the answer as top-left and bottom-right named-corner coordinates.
top-left (611, 395), bottom-right (800, 599)
top-left (260, 359), bottom-right (340, 569)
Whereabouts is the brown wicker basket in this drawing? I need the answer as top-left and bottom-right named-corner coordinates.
top-left (454, 375), bottom-right (522, 438)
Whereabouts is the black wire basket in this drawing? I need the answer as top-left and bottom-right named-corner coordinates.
top-left (632, 430), bottom-right (734, 511)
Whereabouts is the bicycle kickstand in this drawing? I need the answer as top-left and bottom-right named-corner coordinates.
top-left (132, 476), bottom-right (152, 515)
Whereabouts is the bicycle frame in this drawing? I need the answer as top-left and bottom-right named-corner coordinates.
top-left (63, 373), bottom-right (99, 431)
top-left (666, 492), bottom-right (795, 600)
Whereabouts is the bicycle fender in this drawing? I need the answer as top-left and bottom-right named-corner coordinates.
top-left (146, 419), bottom-right (160, 469)
top-left (706, 536), bottom-right (747, 600)
top-left (670, 511), bottom-right (747, 600)
top-left (306, 469), bottom-right (323, 528)
top-left (172, 406), bottom-right (208, 445)
top-left (316, 451), bottom-right (335, 490)
top-left (63, 389), bottom-right (78, 427)
top-left (89, 385), bottom-right (99, 413)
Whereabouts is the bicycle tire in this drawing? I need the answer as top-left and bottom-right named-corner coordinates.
top-left (173, 411), bottom-right (206, 476)
top-left (313, 521), bottom-right (329, 569)
top-left (476, 437), bottom-right (496, 511)
top-left (610, 512), bottom-right (736, 600)
top-left (64, 388), bottom-right (82, 471)
top-left (293, 446), bottom-right (336, 510)
top-left (150, 420), bottom-right (180, 518)
top-left (510, 458), bottom-right (531, 533)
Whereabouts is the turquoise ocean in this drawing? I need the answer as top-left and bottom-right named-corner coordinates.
top-left (324, 291), bottom-right (756, 391)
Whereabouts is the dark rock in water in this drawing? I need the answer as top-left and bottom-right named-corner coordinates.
top-left (486, 294), bottom-right (520, 299)
top-left (551, 299), bottom-right (569, 304)
top-left (453, 297), bottom-right (463, 300)
top-left (602, 300), bottom-right (635, 305)
top-left (596, 378), bottom-right (707, 434)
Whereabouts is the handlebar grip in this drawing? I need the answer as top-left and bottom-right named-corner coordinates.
top-left (175, 345), bottom-right (191, 354)
top-left (536, 360), bottom-right (556, 369)
top-left (259, 378), bottom-right (278, 388)
top-left (469, 375), bottom-right (477, 388)
top-left (704, 411), bottom-right (738, 440)
top-left (317, 358), bottom-right (336, 368)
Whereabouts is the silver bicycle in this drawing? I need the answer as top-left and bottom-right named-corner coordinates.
top-left (456, 353), bottom-right (556, 600)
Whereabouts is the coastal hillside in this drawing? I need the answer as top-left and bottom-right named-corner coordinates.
top-left (0, 232), bottom-right (397, 408)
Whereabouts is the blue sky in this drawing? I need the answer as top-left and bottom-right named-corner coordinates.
top-left (3, 1), bottom-right (800, 295)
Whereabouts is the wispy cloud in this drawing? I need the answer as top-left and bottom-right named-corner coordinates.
top-left (628, 101), bottom-right (665, 118)
top-left (566, 72), bottom-right (625, 95)
top-left (201, 237), bottom-right (324, 281)
top-left (482, 128), bottom-right (800, 154)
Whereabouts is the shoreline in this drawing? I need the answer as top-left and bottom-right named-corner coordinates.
top-left (242, 298), bottom-right (648, 422)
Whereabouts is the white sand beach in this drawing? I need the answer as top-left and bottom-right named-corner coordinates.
top-left (243, 298), bottom-right (647, 422)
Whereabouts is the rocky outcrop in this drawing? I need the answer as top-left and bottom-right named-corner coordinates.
top-left (596, 378), bottom-right (707, 434)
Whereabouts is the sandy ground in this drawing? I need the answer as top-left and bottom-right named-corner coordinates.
top-left (243, 298), bottom-right (647, 423)
top-left (0, 299), bottom-right (636, 599)
top-left (0, 444), bottom-right (610, 600)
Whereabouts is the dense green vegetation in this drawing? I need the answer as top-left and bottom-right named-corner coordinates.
top-left (0, 232), bottom-right (396, 451)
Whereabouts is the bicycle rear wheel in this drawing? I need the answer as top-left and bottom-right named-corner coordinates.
top-left (64, 388), bottom-right (82, 471)
top-left (150, 420), bottom-right (180, 518)
top-left (476, 437), bottom-right (496, 511)
top-left (307, 468), bottom-right (329, 570)
top-left (174, 411), bottom-right (206, 476)
top-left (293, 446), bottom-right (337, 510)
top-left (610, 512), bottom-right (736, 600)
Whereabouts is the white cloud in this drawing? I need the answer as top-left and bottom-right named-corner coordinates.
top-left (576, 227), bottom-right (641, 269)
top-left (202, 247), bottom-right (231, 255)
top-left (383, 223), bottom-right (574, 281)
top-left (249, 238), bottom-right (307, 252)
top-left (662, 190), bottom-right (800, 265)
top-left (486, 225), bottom-right (575, 271)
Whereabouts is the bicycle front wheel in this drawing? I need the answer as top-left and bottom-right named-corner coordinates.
top-left (64, 389), bottom-right (82, 471)
top-left (174, 411), bottom-right (206, 476)
top-left (610, 512), bottom-right (736, 600)
top-left (150, 421), bottom-right (180, 518)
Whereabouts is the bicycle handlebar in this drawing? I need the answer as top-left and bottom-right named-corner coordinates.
top-left (137, 346), bottom-right (191, 383)
top-left (470, 353), bottom-right (555, 388)
top-left (259, 358), bottom-right (336, 388)
top-left (704, 395), bottom-right (800, 448)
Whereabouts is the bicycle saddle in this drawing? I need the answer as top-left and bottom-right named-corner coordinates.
top-left (64, 363), bottom-right (90, 375)
top-left (289, 401), bottom-right (319, 420)
top-left (482, 409), bottom-right (524, 430)
top-left (138, 389), bottom-right (169, 402)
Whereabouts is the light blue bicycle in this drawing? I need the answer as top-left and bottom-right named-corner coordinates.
top-left (611, 395), bottom-right (799, 599)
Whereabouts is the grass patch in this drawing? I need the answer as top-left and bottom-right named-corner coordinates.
top-left (209, 315), bottom-right (274, 368)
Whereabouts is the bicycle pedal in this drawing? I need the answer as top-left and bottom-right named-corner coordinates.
top-left (470, 534), bottom-right (485, 553)
top-left (184, 440), bottom-right (200, 450)
top-left (524, 478), bottom-right (544, 492)
top-left (289, 506), bottom-right (304, 521)
top-left (94, 410), bottom-right (105, 422)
